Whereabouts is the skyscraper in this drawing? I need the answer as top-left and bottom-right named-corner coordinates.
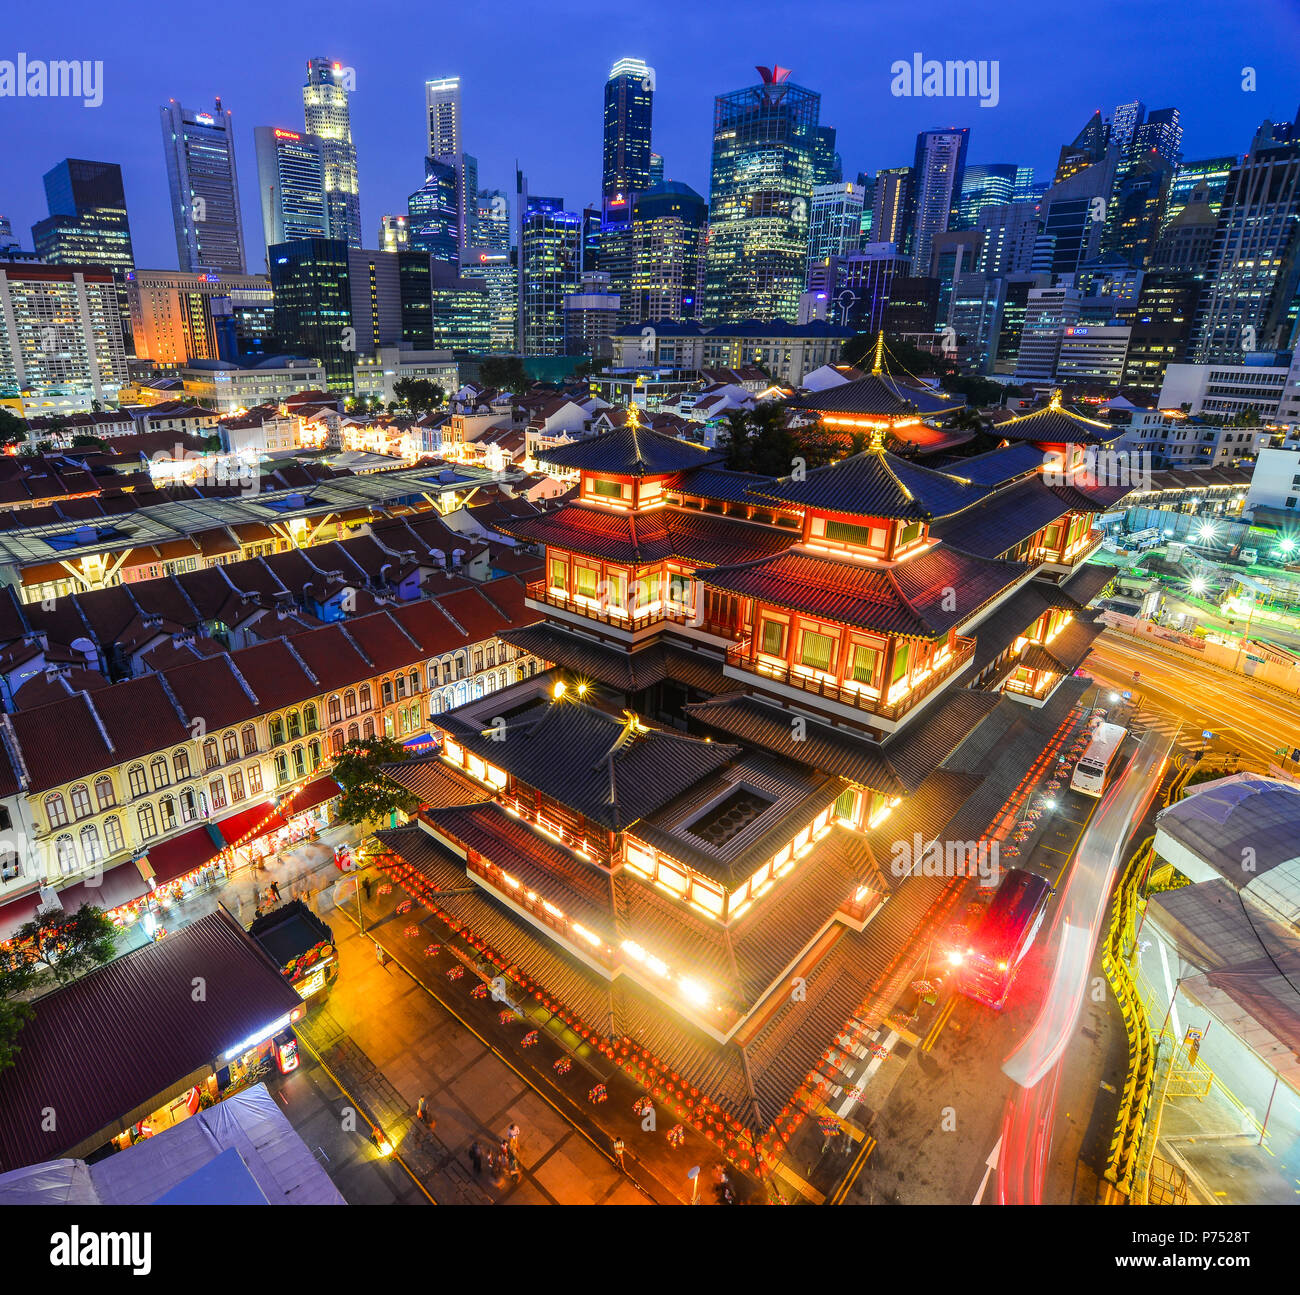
top-left (603, 58), bottom-right (654, 209)
top-left (813, 125), bottom-right (842, 186)
top-left (631, 182), bottom-right (707, 321)
top-left (1130, 107), bottom-right (1182, 166)
top-left (408, 157), bottom-right (461, 271)
top-left (161, 98), bottom-right (246, 275)
top-left (268, 237), bottom-right (353, 389)
top-left (1164, 155), bottom-right (1235, 230)
top-left (379, 214), bottom-right (409, 252)
top-left (1055, 111), bottom-right (1109, 183)
top-left (1040, 149), bottom-right (1118, 276)
top-left (303, 58), bottom-right (362, 249)
top-left (254, 127), bottom-right (330, 259)
top-left (955, 163), bottom-right (1017, 228)
top-left (1103, 150), bottom-right (1175, 265)
top-left (1110, 101), bottom-right (1146, 155)
top-left (910, 128), bottom-right (969, 273)
top-left (648, 153), bottom-right (665, 187)
top-left (425, 76), bottom-right (468, 260)
top-left (1193, 142), bottom-right (1300, 360)
top-left (805, 182), bottom-right (865, 286)
top-left (704, 65), bottom-right (820, 322)
top-left (516, 176), bottom-right (581, 354)
top-left (871, 167), bottom-right (914, 251)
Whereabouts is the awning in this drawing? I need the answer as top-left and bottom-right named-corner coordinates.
top-left (215, 801), bottom-right (282, 849)
top-left (402, 732), bottom-right (439, 754)
top-left (55, 861), bottom-right (151, 916)
top-left (143, 825), bottom-right (225, 887)
top-left (282, 775), bottom-right (341, 816)
top-left (0, 888), bottom-right (43, 941)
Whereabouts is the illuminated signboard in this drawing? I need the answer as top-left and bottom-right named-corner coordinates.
top-left (274, 128), bottom-right (301, 141)
top-left (194, 113), bottom-right (215, 126)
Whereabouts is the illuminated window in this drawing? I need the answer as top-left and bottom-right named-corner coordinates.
top-left (591, 478), bottom-right (622, 499)
top-left (657, 862), bottom-right (688, 894)
top-left (849, 643), bottom-right (879, 684)
top-left (759, 617), bottom-right (787, 657)
top-left (892, 643), bottom-right (911, 684)
top-left (799, 629), bottom-right (835, 672)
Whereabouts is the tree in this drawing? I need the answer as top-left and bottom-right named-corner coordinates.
top-left (0, 904), bottom-right (118, 1075)
top-left (69, 433), bottom-right (108, 450)
top-left (332, 736), bottom-right (419, 825)
top-left (0, 408), bottom-right (26, 447)
top-left (393, 378), bottom-right (446, 414)
top-left (478, 356), bottom-right (529, 393)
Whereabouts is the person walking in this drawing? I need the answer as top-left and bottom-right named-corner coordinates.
top-left (498, 1138), bottom-right (510, 1178)
top-left (507, 1121), bottom-right (520, 1155)
top-left (416, 1096), bottom-right (429, 1126)
top-left (507, 1147), bottom-right (521, 1183)
top-left (269, 880), bottom-right (281, 903)
top-left (613, 1135), bottom-right (626, 1171)
top-left (485, 1144), bottom-right (496, 1175)
top-left (362, 875), bottom-right (373, 902)
top-left (469, 1140), bottom-right (483, 1174)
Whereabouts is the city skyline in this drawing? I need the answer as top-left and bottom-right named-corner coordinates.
top-left (3, 0), bottom-right (1297, 272)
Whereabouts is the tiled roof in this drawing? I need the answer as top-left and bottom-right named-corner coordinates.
top-left (942, 442), bottom-right (1047, 487)
top-left (745, 450), bottom-right (990, 522)
top-left (701, 545), bottom-right (1027, 638)
top-left (994, 402), bottom-right (1117, 446)
top-left (228, 639), bottom-right (318, 711)
top-left (381, 755), bottom-right (488, 808)
top-left (162, 654), bottom-right (262, 731)
top-left (433, 588), bottom-right (511, 644)
top-left (787, 373), bottom-right (964, 418)
top-left (930, 475), bottom-right (1076, 560)
top-left (536, 425), bottom-right (721, 477)
top-left (1061, 562), bottom-right (1115, 606)
top-left (338, 611), bottom-right (421, 674)
top-left (441, 699), bottom-right (740, 831)
top-left (286, 623), bottom-right (377, 692)
top-left (669, 466), bottom-right (782, 506)
top-left (498, 502), bottom-right (793, 568)
top-left (0, 908), bottom-right (302, 1171)
top-left (968, 580), bottom-right (1087, 674)
top-left (8, 693), bottom-right (114, 792)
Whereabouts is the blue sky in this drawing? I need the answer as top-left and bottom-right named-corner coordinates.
top-left (2, 0), bottom-right (1298, 271)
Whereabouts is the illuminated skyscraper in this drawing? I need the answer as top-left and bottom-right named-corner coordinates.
top-left (910, 127), bottom-right (969, 273)
top-left (161, 97), bottom-right (246, 275)
top-left (425, 76), bottom-right (469, 259)
top-left (303, 58), bottom-right (361, 249)
top-left (704, 65), bottom-right (819, 322)
top-left (603, 58), bottom-right (654, 209)
top-left (254, 127), bottom-right (330, 258)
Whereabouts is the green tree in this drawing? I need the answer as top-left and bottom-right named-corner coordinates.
top-left (393, 378), bottom-right (446, 414)
top-left (479, 356), bottom-right (529, 393)
top-left (0, 905), bottom-right (118, 1074)
top-left (69, 433), bottom-right (108, 450)
top-left (332, 736), bottom-right (419, 825)
top-left (0, 408), bottom-right (27, 446)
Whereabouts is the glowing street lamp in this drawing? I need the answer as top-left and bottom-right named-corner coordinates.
top-left (1188, 577), bottom-right (1207, 596)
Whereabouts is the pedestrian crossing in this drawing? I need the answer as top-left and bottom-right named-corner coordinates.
top-left (1130, 713), bottom-right (1186, 742)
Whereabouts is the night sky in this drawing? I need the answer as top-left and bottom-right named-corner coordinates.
top-left (3, 0), bottom-right (1299, 272)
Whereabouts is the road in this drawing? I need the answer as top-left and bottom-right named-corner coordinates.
top-left (1088, 629), bottom-right (1299, 767)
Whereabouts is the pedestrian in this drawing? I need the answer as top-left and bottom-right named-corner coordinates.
top-left (485, 1144), bottom-right (496, 1174)
top-left (270, 880), bottom-right (281, 902)
top-left (416, 1096), bottom-right (428, 1125)
top-left (499, 1138), bottom-right (510, 1175)
top-left (375, 941), bottom-right (387, 967)
top-left (362, 875), bottom-right (373, 902)
top-left (253, 901), bottom-right (263, 920)
top-left (469, 1140), bottom-right (483, 1174)
top-left (507, 1121), bottom-right (520, 1154)
top-left (613, 1135), bottom-right (626, 1170)
top-left (507, 1148), bottom-right (520, 1183)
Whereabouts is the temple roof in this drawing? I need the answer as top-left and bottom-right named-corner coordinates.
top-left (495, 501), bottom-right (793, 568)
top-left (536, 423), bottom-right (722, 477)
top-left (787, 373), bottom-right (964, 420)
top-left (994, 396), bottom-right (1123, 446)
top-left (744, 449), bottom-right (990, 522)
top-left (699, 544), bottom-right (1030, 639)
top-left (943, 442), bottom-right (1047, 487)
top-left (440, 698), bottom-right (740, 831)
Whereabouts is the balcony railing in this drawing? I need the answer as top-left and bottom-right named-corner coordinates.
top-left (725, 636), bottom-right (976, 721)
top-left (527, 581), bottom-right (661, 630)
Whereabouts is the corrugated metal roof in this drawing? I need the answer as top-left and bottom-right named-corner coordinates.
top-left (0, 908), bottom-right (303, 1172)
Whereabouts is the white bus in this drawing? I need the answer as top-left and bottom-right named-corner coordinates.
top-left (1070, 721), bottom-right (1128, 797)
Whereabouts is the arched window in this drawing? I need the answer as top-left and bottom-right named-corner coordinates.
top-left (359, 684), bottom-right (373, 711)
top-left (223, 731), bottom-right (240, 762)
top-left (287, 710), bottom-right (303, 741)
top-left (159, 796), bottom-right (177, 832)
top-left (292, 746), bottom-right (307, 779)
top-left (128, 765), bottom-right (148, 798)
top-left (330, 729), bottom-right (344, 758)
top-left (150, 757), bottom-right (169, 789)
top-left (269, 716), bottom-right (286, 746)
top-left (69, 784), bottom-right (92, 820)
top-left (55, 834), bottom-right (77, 874)
top-left (408, 669), bottom-right (420, 694)
top-left (247, 764), bottom-right (263, 795)
top-left (327, 696), bottom-right (342, 724)
top-left (346, 723), bottom-right (359, 744)
top-left (80, 824), bottom-right (102, 864)
top-left (274, 752), bottom-right (290, 785)
top-left (241, 725), bottom-right (258, 757)
top-left (308, 739), bottom-right (321, 771)
top-left (202, 737), bottom-right (219, 770)
top-left (45, 793), bottom-right (68, 829)
top-left (344, 690), bottom-right (357, 717)
top-left (94, 775), bottom-right (115, 810)
top-left (229, 770), bottom-right (245, 802)
top-left (363, 717), bottom-right (375, 739)
top-left (172, 749), bottom-right (191, 781)
top-left (440, 659), bottom-right (453, 685)
top-left (382, 679), bottom-right (394, 706)
top-left (303, 704), bottom-right (318, 734)
top-left (104, 816), bottom-right (124, 854)
top-left (430, 693), bottom-right (443, 716)
top-left (209, 776), bottom-right (226, 810)
top-left (455, 651), bottom-right (468, 678)
top-left (137, 805), bottom-right (157, 839)
top-left (427, 663), bottom-right (438, 689)
top-left (179, 788), bottom-right (198, 822)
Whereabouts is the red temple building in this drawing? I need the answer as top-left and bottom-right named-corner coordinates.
top-left (373, 396), bottom-right (1129, 1145)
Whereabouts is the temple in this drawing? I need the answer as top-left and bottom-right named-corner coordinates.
top-left (372, 391), bottom-right (1131, 1153)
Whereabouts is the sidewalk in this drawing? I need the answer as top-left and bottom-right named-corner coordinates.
top-left (323, 876), bottom-right (763, 1205)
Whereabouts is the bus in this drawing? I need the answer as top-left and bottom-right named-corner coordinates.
top-left (953, 869), bottom-right (1053, 1010)
top-left (1070, 721), bottom-right (1128, 797)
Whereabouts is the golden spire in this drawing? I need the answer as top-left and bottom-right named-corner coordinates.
top-left (1049, 388), bottom-right (1063, 411)
top-left (871, 331), bottom-right (886, 375)
top-left (625, 403), bottom-right (642, 430)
